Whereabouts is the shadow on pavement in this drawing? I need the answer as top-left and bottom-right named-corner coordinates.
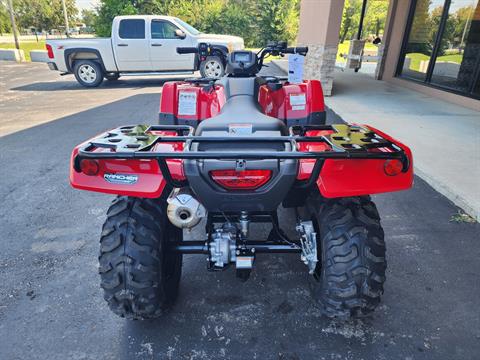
top-left (10, 76), bottom-right (190, 92)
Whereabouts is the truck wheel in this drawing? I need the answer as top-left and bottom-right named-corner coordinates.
top-left (99, 195), bottom-right (183, 319)
top-left (200, 56), bottom-right (225, 78)
top-left (306, 195), bottom-right (386, 319)
top-left (105, 73), bottom-right (120, 81)
top-left (73, 60), bottom-right (104, 87)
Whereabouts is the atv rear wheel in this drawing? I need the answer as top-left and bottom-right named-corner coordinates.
top-left (99, 195), bottom-right (182, 319)
top-left (306, 195), bottom-right (386, 319)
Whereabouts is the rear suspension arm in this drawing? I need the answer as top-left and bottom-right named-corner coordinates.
top-left (170, 241), bottom-right (301, 254)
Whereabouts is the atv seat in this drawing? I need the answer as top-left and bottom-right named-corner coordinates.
top-left (195, 95), bottom-right (288, 136)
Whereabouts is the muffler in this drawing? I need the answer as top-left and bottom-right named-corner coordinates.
top-left (167, 188), bottom-right (206, 229)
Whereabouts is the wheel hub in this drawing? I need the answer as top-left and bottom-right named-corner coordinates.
top-left (204, 60), bottom-right (222, 78)
top-left (78, 64), bottom-right (97, 83)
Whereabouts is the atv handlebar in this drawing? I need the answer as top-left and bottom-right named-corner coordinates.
top-left (257, 43), bottom-right (308, 69)
top-left (284, 47), bottom-right (308, 55)
top-left (176, 42), bottom-right (309, 76)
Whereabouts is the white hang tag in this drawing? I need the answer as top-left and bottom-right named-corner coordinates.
top-left (178, 91), bottom-right (197, 116)
top-left (288, 53), bottom-right (304, 84)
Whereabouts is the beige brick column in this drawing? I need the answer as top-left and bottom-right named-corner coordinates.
top-left (297, 0), bottom-right (345, 96)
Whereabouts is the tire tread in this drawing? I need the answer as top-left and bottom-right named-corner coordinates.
top-left (308, 195), bottom-right (386, 319)
top-left (99, 196), bottom-right (182, 320)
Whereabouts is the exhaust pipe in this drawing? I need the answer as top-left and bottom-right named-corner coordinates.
top-left (167, 188), bottom-right (206, 229)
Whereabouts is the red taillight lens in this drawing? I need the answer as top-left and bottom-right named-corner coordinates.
top-left (46, 44), bottom-right (54, 59)
top-left (210, 169), bottom-right (272, 190)
top-left (80, 159), bottom-right (99, 176)
top-left (384, 159), bottom-right (403, 176)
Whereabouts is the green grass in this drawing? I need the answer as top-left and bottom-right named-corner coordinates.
top-left (0, 40), bottom-right (46, 61)
top-left (436, 54), bottom-right (462, 64)
top-left (336, 40), bottom-right (379, 62)
top-left (404, 53), bottom-right (430, 72)
top-left (450, 210), bottom-right (476, 224)
top-left (404, 52), bottom-right (463, 72)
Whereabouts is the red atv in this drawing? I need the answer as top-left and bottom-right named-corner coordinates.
top-left (70, 42), bottom-right (413, 320)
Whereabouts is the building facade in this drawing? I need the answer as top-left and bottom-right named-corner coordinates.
top-left (298, 0), bottom-right (480, 111)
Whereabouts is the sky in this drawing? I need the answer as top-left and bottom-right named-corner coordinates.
top-left (76, 0), bottom-right (99, 11)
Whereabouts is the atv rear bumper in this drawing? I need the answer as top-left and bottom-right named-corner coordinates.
top-left (71, 124), bottom-right (413, 199)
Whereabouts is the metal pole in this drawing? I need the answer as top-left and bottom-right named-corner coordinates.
top-left (61, 0), bottom-right (70, 37)
top-left (6, 0), bottom-right (20, 50)
top-left (357, 0), bottom-right (368, 40)
top-left (459, 5), bottom-right (474, 52)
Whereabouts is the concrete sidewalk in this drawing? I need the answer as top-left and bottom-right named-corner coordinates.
top-left (272, 61), bottom-right (480, 220)
top-left (325, 70), bottom-right (480, 220)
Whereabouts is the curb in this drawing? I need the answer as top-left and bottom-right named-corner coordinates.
top-left (0, 48), bottom-right (25, 62)
top-left (412, 166), bottom-right (479, 221)
top-left (30, 50), bottom-right (49, 63)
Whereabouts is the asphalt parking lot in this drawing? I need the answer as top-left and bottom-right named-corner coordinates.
top-left (0, 62), bottom-right (479, 360)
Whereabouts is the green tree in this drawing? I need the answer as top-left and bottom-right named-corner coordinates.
top-left (13, 0), bottom-right (78, 32)
top-left (94, 0), bottom-right (299, 46)
top-left (81, 9), bottom-right (97, 27)
top-left (95, 0), bottom-right (137, 36)
top-left (166, 0), bottom-right (225, 34)
top-left (340, 0), bottom-right (389, 42)
top-left (363, 0), bottom-right (389, 37)
top-left (217, 1), bottom-right (254, 46)
top-left (0, 0), bottom-right (12, 35)
top-left (430, 5), bottom-right (450, 55)
top-left (454, 5), bottom-right (475, 48)
top-left (253, 0), bottom-right (299, 45)
top-left (340, 0), bottom-right (362, 43)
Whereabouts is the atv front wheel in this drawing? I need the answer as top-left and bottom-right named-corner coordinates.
top-left (99, 196), bottom-right (182, 319)
top-left (306, 195), bottom-right (386, 319)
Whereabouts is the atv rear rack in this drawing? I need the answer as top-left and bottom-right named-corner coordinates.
top-left (75, 124), bottom-right (409, 188)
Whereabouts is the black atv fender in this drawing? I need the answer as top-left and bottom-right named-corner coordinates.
top-left (195, 44), bottom-right (229, 70)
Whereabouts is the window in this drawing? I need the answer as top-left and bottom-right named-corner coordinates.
top-left (119, 19), bottom-right (145, 39)
top-left (151, 20), bottom-right (180, 39)
top-left (400, 0), bottom-right (446, 81)
top-left (397, 0), bottom-right (480, 99)
top-left (174, 18), bottom-right (201, 35)
top-left (430, 0), bottom-right (480, 92)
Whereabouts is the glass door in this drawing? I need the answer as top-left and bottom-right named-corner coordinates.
top-left (430, 0), bottom-right (480, 92)
top-left (399, 0), bottom-right (446, 81)
top-left (397, 0), bottom-right (480, 99)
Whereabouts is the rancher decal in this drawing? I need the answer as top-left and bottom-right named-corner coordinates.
top-left (104, 173), bottom-right (138, 185)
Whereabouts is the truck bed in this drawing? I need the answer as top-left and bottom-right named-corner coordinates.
top-left (46, 38), bottom-right (115, 72)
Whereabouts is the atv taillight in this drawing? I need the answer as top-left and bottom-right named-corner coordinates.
top-left (210, 170), bottom-right (272, 190)
top-left (384, 159), bottom-right (403, 176)
top-left (45, 44), bottom-right (54, 59)
top-left (80, 159), bottom-right (99, 176)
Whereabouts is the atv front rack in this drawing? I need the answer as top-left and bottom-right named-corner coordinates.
top-left (76, 124), bottom-right (410, 188)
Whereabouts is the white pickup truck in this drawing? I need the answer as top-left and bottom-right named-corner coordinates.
top-left (45, 15), bottom-right (244, 87)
